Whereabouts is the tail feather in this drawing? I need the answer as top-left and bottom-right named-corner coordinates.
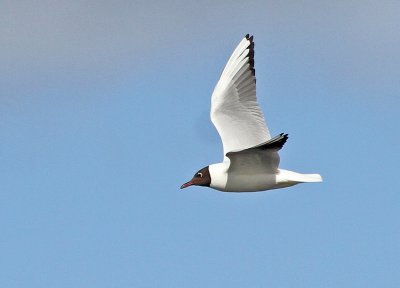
top-left (296, 173), bottom-right (323, 183)
top-left (278, 169), bottom-right (323, 184)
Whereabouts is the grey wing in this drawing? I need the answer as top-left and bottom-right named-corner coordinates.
top-left (226, 134), bottom-right (288, 174)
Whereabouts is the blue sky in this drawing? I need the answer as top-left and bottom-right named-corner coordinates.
top-left (1, 1), bottom-right (399, 287)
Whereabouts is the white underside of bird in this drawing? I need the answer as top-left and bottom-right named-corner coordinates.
top-left (209, 164), bottom-right (322, 192)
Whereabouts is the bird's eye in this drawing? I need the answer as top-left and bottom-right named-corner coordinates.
top-left (196, 172), bottom-right (203, 178)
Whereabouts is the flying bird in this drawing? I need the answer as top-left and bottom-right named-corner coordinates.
top-left (181, 35), bottom-right (322, 192)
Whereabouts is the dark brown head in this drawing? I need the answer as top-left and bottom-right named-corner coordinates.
top-left (180, 166), bottom-right (211, 189)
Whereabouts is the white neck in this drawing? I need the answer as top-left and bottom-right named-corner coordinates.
top-left (208, 162), bottom-right (229, 191)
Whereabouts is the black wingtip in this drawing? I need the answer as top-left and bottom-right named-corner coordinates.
top-left (245, 34), bottom-right (254, 41)
top-left (225, 133), bottom-right (290, 157)
top-left (261, 133), bottom-right (289, 150)
top-left (279, 133), bottom-right (289, 143)
top-left (247, 35), bottom-right (255, 76)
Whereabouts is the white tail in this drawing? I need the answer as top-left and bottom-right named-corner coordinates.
top-left (296, 173), bottom-right (323, 182)
top-left (277, 169), bottom-right (323, 183)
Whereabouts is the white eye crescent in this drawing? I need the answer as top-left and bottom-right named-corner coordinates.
top-left (196, 172), bottom-right (203, 177)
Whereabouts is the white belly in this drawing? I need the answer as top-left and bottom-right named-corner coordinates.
top-left (209, 163), bottom-right (298, 192)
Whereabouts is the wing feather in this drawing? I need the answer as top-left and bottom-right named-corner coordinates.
top-left (211, 35), bottom-right (270, 157)
top-left (226, 134), bottom-right (288, 174)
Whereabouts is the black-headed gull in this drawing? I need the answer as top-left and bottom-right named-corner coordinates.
top-left (181, 35), bottom-right (322, 192)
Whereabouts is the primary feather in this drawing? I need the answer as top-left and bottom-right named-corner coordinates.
top-left (210, 35), bottom-right (270, 157)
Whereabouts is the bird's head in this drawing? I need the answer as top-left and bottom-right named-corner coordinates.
top-left (180, 166), bottom-right (211, 189)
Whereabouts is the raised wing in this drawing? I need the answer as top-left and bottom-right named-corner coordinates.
top-left (226, 134), bottom-right (288, 174)
top-left (211, 34), bottom-right (271, 157)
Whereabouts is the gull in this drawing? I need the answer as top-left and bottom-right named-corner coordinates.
top-left (181, 35), bottom-right (322, 192)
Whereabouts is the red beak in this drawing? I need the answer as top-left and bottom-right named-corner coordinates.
top-left (180, 181), bottom-right (194, 189)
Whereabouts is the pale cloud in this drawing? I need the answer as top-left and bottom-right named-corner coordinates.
top-left (2, 1), bottom-right (399, 68)
top-left (1, 1), bottom-right (399, 102)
